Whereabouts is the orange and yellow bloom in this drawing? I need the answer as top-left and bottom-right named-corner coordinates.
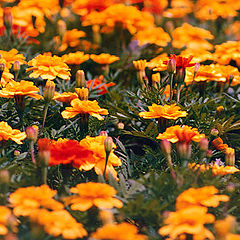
top-left (64, 182), bottom-right (123, 211)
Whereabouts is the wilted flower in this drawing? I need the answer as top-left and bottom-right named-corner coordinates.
top-left (27, 54), bottom-right (71, 81)
top-left (64, 182), bottom-right (123, 211)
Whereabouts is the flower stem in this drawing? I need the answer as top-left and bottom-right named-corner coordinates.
top-left (42, 103), bottom-right (49, 129)
top-left (103, 152), bottom-right (110, 179)
top-left (30, 141), bottom-right (36, 164)
top-left (169, 73), bottom-right (174, 102)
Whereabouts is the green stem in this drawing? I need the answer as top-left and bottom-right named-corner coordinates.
top-left (169, 73), bottom-right (174, 102)
top-left (42, 102), bottom-right (49, 129)
top-left (166, 154), bottom-right (177, 181)
top-left (30, 141), bottom-right (36, 164)
top-left (42, 166), bottom-right (47, 185)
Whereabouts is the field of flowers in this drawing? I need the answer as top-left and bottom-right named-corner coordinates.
top-left (0, 0), bottom-right (240, 239)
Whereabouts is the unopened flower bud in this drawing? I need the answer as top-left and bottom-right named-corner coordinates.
top-left (226, 183), bottom-right (235, 193)
top-left (175, 67), bottom-right (185, 83)
top-left (75, 87), bottom-right (88, 101)
top-left (13, 61), bottom-right (20, 72)
top-left (37, 138), bottom-right (50, 166)
top-left (0, 63), bottom-right (5, 80)
top-left (199, 138), bottom-right (209, 152)
top-left (216, 106), bottom-right (224, 114)
top-left (57, 19), bottom-right (66, 37)
top-left (44, 80), bottom-right (55, 102)
top-left (206, 150), bottom-right (213, 158)
top-left (194, 63), bottom-right (200, 74)
top-left (117, 122), bottom-right (124, 129)
top-left (176, 142), bottom-right (191, 159)
top-left (225, 147), bottom-right (235, 166)
top-left (104, 136), bottom-right (113, 154)
top-left (210, 128), bottom-right (219, 136)
top-left (161, 139), bottom-right (171, 156)
top-left (3, 7), bottom-right (12, 30)
top-left (167, 58), bottom-right (176, 74)
top-left (76, 70), bottom-right (86, 88)
top-left (26, 125), bottom-right (38, 143)
top-left (100, 131), bottom-right (108, 136)
top-left (133, 60), bottom-right (147, 71)
top-left (0, 169), bottom-right (9, 183)
top-left (14, 150), bottom-right (20, 156)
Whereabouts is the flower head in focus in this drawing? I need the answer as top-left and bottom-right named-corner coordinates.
top-left (27, 54), bottom-right (71, 80)
top-left (61, 51), bottom-right (89, 65)
top-left (90, 53), bottom-right (119, 65)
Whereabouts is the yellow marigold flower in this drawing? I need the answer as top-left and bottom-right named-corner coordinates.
top-left (0, 206), bottom-right (11, 236)
top-left (53, 92), bottom-right (78, 103)
top-left (90, 53), bottom-right (119, 65)
top-left (158, 206), bottom-right (215, 240)
top-left (61, 51), bottom-right (89, 65)
top-left (0, 49), bottom-right (26, 69)
top-left (139, 103), bottom-right (187, 120)
top-left (172, 23), bottom-right (214, 50)
top-left (0, 121), bottom-right (26, 144)
top-left (215, 215), bottom-right (236, 238)
top-left (9, 185), bottom-right (64, 217)
top-left (91, 222), bottom-right (147, 240)
top-left (156, 125), bottom-right (205, 143)
top-left (0, 59), bottom-right (14, 87)
top-left (0, 80), bottom-right (43, 100)
top-left (213, 41), bottom-right (240, 66)
top-left (82, 4), bottom-right (154, 35)
top-left (61, 98), bottom-right (108, 120)
top-left (195, 0), bottom-right (238, 20)
top-left (133, 27), bottom-right (170, 47)
top-left (180, 48), bottom-right (213, 63)
top-left (57, 29), bottom-right (86, 52)
top-left (64, 182), bottom-right (123, 211)
top-left (163, 0), bottom-right (193, 18)
top-left (176, 186), bottom-right (229, 210)
top-left (31, 209), bottom-right (87, 239)
top-left (148, 53), bottom-right (168, 70)
top-left (79, 135), bottom-right (122, 179)
top-left (27, 54), bottom-right (71, 81)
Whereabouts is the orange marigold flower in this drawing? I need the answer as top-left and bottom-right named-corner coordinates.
top-left (0, 49), bottom-right (26, 69)
top-left (156, 125), bottom-right (205, 143)
top-left (9, 185), bottom-right (64, 217)
top-left (212, 137), bottom-right (229, 152)
top-left (86, 75), bottom-right (115, 95)
top-left (212, 165), bottom-right (240, 176)
top-left (139, 103), bottom-right (187, 120)
top-left (64, 182), bottom-right (123, 211)
top-left (158, 206), bottom-right (215, 240)
top-left (176, 186), bottom-right (229, 210)
top-left (61, 98), bottom-right (108, 120)
top-left (53, 91), bottom-right (78, 103)
top-left (31, 209), bottom-right (87, 239)
top-left (49, 138), bottom-right (94, 167)
top-left (148, 53), bottom-right (168, 70)
top-left (90, 53), bottom-right (119, 65)
top-left (79, 135), bottom-right (122, 179)
top-left (82, 4), bottom-right (154, 35)
top-left (171, 23), bottom-right (214, 50)
top-left (0, 121), bottom-right (26, 144)
top-left (195, 0), bottom-right (238, 20)
top-left (181, 48), bottom-right (213, 63)
top-left (133, 27), bottom-right (170, 47)
top-left (57, 29), bottom-right (86, 52)
top-left (213, 41), bottom-right (240, 66)
top-left (0, 206), bottom-right (11, 236)
top-left (215, 215), bottom-right (236, 238)
top-left (163, 0), bottom-right (193, 18)
top-left (0, 80), bottom-right (43, 100)
top-left (27, 54), bottom-right (71, 81)
top-left (61, 51), bottom-right (89, 65)
top-left (91, 222), bottom-right (147, 240)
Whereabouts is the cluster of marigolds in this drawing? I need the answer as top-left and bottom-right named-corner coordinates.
top-left (0, 0), bottom-right (240, 239)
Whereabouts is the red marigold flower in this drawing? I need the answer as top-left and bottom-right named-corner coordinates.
top-left (37, 138), bottom-right (50, 151)
top-left (163, 54), bottom-right (196, 69)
